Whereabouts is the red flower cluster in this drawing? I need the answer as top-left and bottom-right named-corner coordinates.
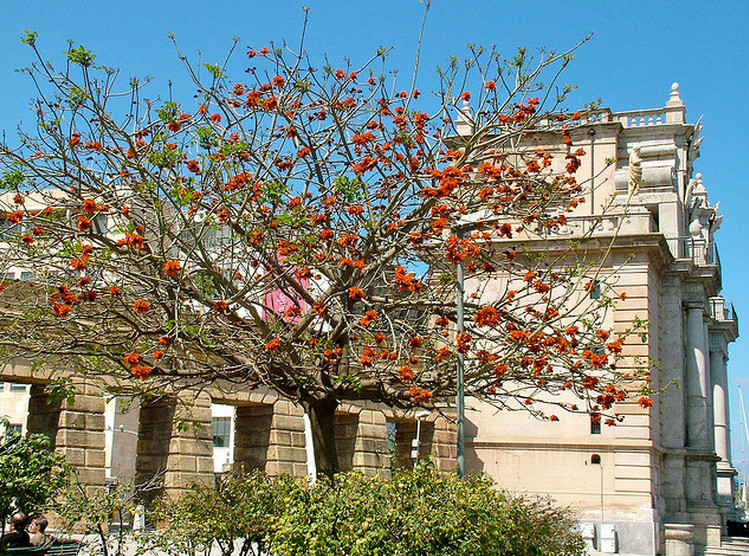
top-left (393, 266), bottom-right (422, 293)
top-left (399, 365), bottom-right (414, 382)
top-left (456, 332), bottom-right (471, 354)
top-left (348, 287), bottom-right (365, 301)
top-left (133, 300), bottom-right (150, 314)
top-left (360, 347), bottom-right (376, 367)
top-left (359, 310), bottom-right (378, 327)
top-left (409, 386), bottom-right (432, 404)
top-left (265, 338), bottom-right (281, 353)
top-left (52, 303), bottom-right (72, 318)
top-left (163, 260), bottom-right (181, 276)
top-left (474, 306), bottom-right (501, 327)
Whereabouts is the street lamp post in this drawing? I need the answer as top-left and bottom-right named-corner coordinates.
top-left (456, 253), bottom-right (466, 478)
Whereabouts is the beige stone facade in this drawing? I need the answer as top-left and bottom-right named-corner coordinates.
top-left (456, 84), bottom-right (739, 556)
top-left (0, 361), bottom-right (456, 497)
top-left (0, 84), bottom-right (739, 556)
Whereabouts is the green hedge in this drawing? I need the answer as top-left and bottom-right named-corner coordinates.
top-left (152, 462), bottom-right (584, 556)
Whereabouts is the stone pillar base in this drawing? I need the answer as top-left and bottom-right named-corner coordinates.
top-left (716, 462), bottom-right (737, 508)
top-left (686, 508), bottom-right (722, 553)
top-left (663, 523), bottom-right (694, 556)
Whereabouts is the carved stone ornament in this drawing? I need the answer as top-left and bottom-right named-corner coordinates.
top-left (628, 146), bottom-right (642, 195)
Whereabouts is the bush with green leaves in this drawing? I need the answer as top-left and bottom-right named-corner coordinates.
top-left (53, 478), bottom-right (148, 556)
top-left (272, 462), bottom-right (584, 556)
top-left (150, 471), bottom-right (303, 556)
top-left (153, 463), bottom-right (584, 556)
top-left (0, 417), bottom-right (68, 535)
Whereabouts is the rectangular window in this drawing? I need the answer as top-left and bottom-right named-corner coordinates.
top-left (9, 383), bottom-right (28, 392)
top-left (590, 413), bottom-right (601, 435)
top-left (590, 280), bottom-right (601, 299)
top-left (19, 272), bottom-right (32, 281)
top-left (8, 423), bottom-right (22, 435)
top-left (93, 214), bottom-right (107, 234)
top-left (212, 417), bottom-right (231, 448)
top-left (0, 220), bottom-right (18, 241)
top-left (1, 272), bottom-right (15, 280)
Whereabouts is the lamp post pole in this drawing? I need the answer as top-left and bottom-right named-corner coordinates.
top-left (456, 253), bottom-right (466, 478)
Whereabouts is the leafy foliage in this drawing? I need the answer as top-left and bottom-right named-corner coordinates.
top-left (149, 472), bottom-right (302, 556)
top-left (54, 478), bottom-right (154, 556)
top-left (0, 417), bottom-right (68, 534)
top-left (151, 464), bottom-right (584, 556)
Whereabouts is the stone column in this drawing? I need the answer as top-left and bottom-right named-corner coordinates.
top-left (430, 415), bottom-right (458, 472)
top-left (685, 303), bottom-right (710, 451)
top-left (683, 302), bottom-right (721, 550)
top-left (709, 337), bottom-right (736, 507)
top-left (27, 383), bottom-right (107, 492)
top-left (233, 403), bottom-right (274, 472)
top-left (135, 391), bottom-right (213, 500)
top-left (350, 408), bottom-right (390, 475)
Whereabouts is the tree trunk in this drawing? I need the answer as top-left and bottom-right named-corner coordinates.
top-left (304, 398), bottom-right (340, 479)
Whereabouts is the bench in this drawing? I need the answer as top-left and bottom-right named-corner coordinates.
top-left (44, 544), bottom-right (81, 556)
top-left (1, 547), bottom-right (48, 556)
top-left (1, 543), bottom-right (80, 556)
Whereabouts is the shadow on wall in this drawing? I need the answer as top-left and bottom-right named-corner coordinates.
top-left (464, 417), bottom-right (485, 473)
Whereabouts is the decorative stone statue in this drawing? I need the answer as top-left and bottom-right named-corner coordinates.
top-left (628, 147), bottom-right (642, 195)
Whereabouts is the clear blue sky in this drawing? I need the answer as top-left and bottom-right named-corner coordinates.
top-left (1, 1), bottom-right (748, 471)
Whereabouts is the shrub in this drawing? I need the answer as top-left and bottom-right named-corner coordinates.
top-left (271, 462), bottom-right (584, 556)
top-left (0, 417), bottom-right (68, 535)
top-left (154, 463), bottom-right (584, 556)
top-left (151, 471), bottom-right (303, 556)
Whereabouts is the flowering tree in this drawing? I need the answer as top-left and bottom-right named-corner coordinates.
top-left (0, 27), bottom-right (649, 476)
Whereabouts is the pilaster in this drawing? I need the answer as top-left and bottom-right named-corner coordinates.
top-left (27, 382), bottom-right (107, 492)
top-left (659, 274), bottom-right (688, 520)
top-left (135, 391), bottom-right (213, 500)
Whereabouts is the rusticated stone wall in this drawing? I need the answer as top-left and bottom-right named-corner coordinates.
top-left (2, 360), bottom-right (458, 498)
top-left (26, 382), bottom-right (107, 492)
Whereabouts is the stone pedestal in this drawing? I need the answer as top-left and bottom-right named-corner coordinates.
top-left (619, 201), bottom-right (655, 233)
top-left (663, 523), bottom-right (694, 556)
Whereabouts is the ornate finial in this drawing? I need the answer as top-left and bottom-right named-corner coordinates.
top-left (693, 172), bottom-right (706, 193)
top-left (667, 82), bottom-right (684, 107)
top-left (628, 147), bottom-right (642, 195)
top-left (456, 96), bottom-right (474, 136)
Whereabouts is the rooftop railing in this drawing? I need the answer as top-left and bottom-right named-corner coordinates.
top-left (710, 297), bottom-right (738, 324)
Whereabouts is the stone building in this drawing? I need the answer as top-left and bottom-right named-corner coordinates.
top-left (0, 84), bottom-right (741, 555)
top-left (457, 84), bottom-right (740, 555)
